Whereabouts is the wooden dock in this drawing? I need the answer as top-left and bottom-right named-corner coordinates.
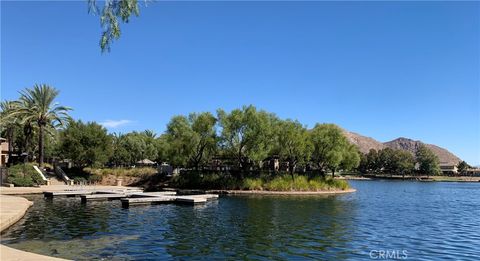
top-left (120, 194), bottom-right (218, 208)
top-left (44, 191), bottom-right (95, 198)
top-left (80, 193), bottom-right (127, 202)
top-left (44, 188), bottom-right (143, 198)
top-left (43, 188), bottom-right (219, 207)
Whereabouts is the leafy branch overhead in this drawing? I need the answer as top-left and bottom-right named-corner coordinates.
top-left (88, 0), bottom-right (142, 53)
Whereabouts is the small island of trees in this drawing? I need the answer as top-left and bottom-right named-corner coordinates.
top-left (1, 85), bottom-right (446, 190)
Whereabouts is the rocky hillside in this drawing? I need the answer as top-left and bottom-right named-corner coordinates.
top-left (342, 131), bottom-right (385, 153)
top-left (343, 131), bottom-right (461, 165)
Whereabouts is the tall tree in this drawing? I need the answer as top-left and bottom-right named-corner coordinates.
top-left (154, 134), bottom-right (170, 164)
top-left (165, 115), bottom-right (196, 168)
top-left (366, 149), bottom-right (380, 173)
top-left (189, 112), bottom-right (217, 170)
top-left (164, 112), bottom-right (217, 170)
top-left (14, 85), bottom-right (72, 166)
top-left (391, 149), bottom-right (415, 177)
top-left (457, 161), bottom-right (470, 175)
top-left (218, 105), bottom-right (276, 173)
top-left (0, 101), bottom-right (19, 163)
top-left (310, 123), bottom-right (358, 177)
top-left (340, 144), bottom-right (361, 173)
top-left (59, 120), bottom-right (113, 167)
top-left (416, 144), bottom-right (441, 177)
top-left (275, 119), bottom-right (311, 177)
top-left (110, 133), bottom-right (131, 167)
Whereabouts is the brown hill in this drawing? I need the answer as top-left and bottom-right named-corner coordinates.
top-left (383, 138), bottom-right (461, 165)
top-left (342, 131), bottom-right (385, 153)
top-left (343, 131), bottom-right (461, 165)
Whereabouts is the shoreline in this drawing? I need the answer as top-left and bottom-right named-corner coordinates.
top-left (0, 194), bottom-right (69, 260)
top-left (0, 185), bottom-right (142, 195)
top-left (342, 175), bottom-right (480, 183)
top-left (207, 188), bottom-right (356, 195)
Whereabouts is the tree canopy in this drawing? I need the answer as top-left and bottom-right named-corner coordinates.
top-left (59, 120), bottom-right (112, 167)
top-left (416, 144), bottom-right (441, 176)
top-left (274, 119), bottom-right (311, 175)
top-left (310, 124), bottom-right (360, 177)
top-left (217, 105), bottom-right (277, 172)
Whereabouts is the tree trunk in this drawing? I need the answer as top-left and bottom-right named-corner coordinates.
top-left (38, 124), bottom-right (44, 167)
top-left (7, 128), bottom-right (13, 165)
top-left (289, 160), bottom-right (296, 180)
top-left (331, 169), bottom-right (335, 178)
top-left (24, 137), bottom-right (30, 163)
top-left (23, 125), bottom-right (33, 163)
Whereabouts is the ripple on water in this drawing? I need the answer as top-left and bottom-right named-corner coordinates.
top-left (1, 181), bottom-right (480, 260)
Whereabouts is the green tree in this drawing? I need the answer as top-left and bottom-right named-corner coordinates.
top-left (165, 115), bottom-right (196, 168)
top-left (189, 112), bottom-right (217, 170)
top-left (275, 119), bottom-right (311, 178)
top-left (110, 133), bottom-right (131, 166)
top-left (366, 149), bottom-right (381, 173)
top-left (59, 120), bottom-right (113, 167)
top-left (1, 100), bottom-right (37, 162)
top-left (357, 153), bottom-right (369, 174)
top-left (0, 101), bottom-right (20, 163)
top-left (340, 144), bottom-right (361, 173)
top-left (416, 144), bottom-right (441, 177)
top-left (13, 85), bottom-right (72, 166)
top-left (378, 148), bottom-right (396, 174)
top-left (457, 161), bottom-right (470, 175)
top-left (357, 149), bottom-right (380, 174)
top-left (119, 131), bottom-right (158, 165)
top-left (391, 149), bottom-right (415, 177)
top-left (310, 124), bottom-right (358, 177)
top-left (164, 112), bottom-right (217, 170)
top-left (154, 134), bottom-right (170, 164)
top-left (217, 105), bottom-right (276, 173)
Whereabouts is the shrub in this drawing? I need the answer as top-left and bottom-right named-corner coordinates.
top-left (259, 174), bottom-right (349, 191)
top-left (170, 172), bottom-right (242, 190)
top-left (88, 174), bottom-right (103, 183)
top-left (169, 171), bottom-right (349, 191)
top-left (73, 177), bottom-right (87, 184)
top-left (7, 163), bottom-right (45, 187)
top-left (8, 174), bottom-right (34, 187)
top-left (264, 175), bottom-right (293, 191)
top-left (83, 167), bottom-right (157, 177)
top-left (242, 178), bottom-right (264, 190)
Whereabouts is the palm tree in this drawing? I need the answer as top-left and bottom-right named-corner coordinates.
top-left (14, 84), bottom-right (72, 166)
top-left (0, 101), bottom-right (20, 163)
top-left (143, 130), bottom-right (157, 139)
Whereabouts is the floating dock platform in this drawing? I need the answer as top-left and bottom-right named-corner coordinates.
top-left (43, 188), bottom-right (219, 207)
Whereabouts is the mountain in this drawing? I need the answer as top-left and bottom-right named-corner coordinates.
top-left (342, 131), bottom-right (385, 153)
top-left (342, 131), bottom-right (461, 165)
top-left (384, 138), bottom-right (461, 165)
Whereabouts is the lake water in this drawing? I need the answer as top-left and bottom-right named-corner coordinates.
top-left (1, 180), bottom-right (479, 260)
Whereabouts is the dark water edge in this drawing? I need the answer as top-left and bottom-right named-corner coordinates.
top-left (1, 180), bottom-right (480, 260)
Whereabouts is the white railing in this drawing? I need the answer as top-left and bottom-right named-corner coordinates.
top-left (33, 165), bottom-right (49, 182)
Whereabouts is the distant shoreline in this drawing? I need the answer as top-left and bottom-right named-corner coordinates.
top-left (205, 188), bottom-right (356, 195)
top-left (342, 175), bottom-right (480, 183)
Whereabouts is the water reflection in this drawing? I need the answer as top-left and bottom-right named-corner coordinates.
top-left (162, 195), bottom-right (357, 260)
top-left (2, 181), bottom-right (480, 260)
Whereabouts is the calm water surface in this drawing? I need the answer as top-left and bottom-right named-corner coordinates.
top-left (1, 180), bottom-right (479, 260)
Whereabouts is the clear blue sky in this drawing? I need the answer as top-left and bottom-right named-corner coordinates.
top-left (1, 1), bottom-right (479, 165)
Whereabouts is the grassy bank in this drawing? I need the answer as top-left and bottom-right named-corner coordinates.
top-left (65, 167), bottom-right (158, 185)
top-left (171, 173), bottom-right (350, 191)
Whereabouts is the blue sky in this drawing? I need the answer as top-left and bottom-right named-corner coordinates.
top-left (1, 1), bottom-right (479, 165)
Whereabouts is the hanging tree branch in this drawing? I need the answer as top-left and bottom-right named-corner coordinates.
top-left (88, 0), bottom-right (143, 53)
